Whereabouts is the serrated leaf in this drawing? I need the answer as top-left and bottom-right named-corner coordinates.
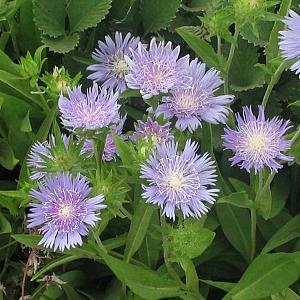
top-left (67, 0), bottom-right (112, 33)
top-left (141, 0), bottom-right (181, 34)
top-left (42, 33), bottom-right (80, 54)
top-left (32, 0), bottom-right (66, 37)
top-left (176, 26), bottom-right (224, 69)
top-left (229, 39), bottom-right (265, 91)
top-left (225, 252), bottom-right (300, 300)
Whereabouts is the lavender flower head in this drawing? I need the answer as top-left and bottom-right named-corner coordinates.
top-left (59, 82), bottom-right (119, 132)
top-left (27, 173), bottom-right (106, 251)
top-left (81, 115), bottom-right (126, 161)
top-left (28, 134), bottom-right (71, 180)
top-left (279, 10), bottom-right (300, 77)
top-left (155, 58), bottom-right (233, 132)
top-left (125, 38), bottom-right (190, 99)
top-left (87, 32), bottom-right (140, 92)
top-left (131, 117), bottom-right (173, 144)
top-left (140, 140), bottom-right (219, 220)
top-left (222, 106), bottom-right (293, 173)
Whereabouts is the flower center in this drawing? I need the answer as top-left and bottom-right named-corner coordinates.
top-left (113, 59), bottom-right (128, 76)
top-left (248, 133), bottom-right (268, 154)
top-left (166, 172), bottom-right (185, 190)
top-left (177, 95), bottom-right (196, 110)
top-left (59, 204), bottom-right (73, 218)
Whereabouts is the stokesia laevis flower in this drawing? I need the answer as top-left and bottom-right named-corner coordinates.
top-left (140, 140), bottom-right (218, 220)
top-left (81, 115), bottom-right (126, 161)
top-left (279, 10), bottom-right (300, 77)
top-left (125, 38), bottom-right (190, 99)
top-left (87, 32), bottom-right (140, 92)
top-left (59, 82), bottom-right (119, 132)
top-left (222, 106), bottom-right (293, 173)
top-left (28, 134), bottom-right (74, 180)
top-left (155, 58), bottom-right (233, 132)
top-left (131, 117), bottom-right (173, 144)
top-left (27, 173), bottom-right (106, 251)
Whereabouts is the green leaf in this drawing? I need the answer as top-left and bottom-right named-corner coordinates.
top-left (216, 203), bottom-right (251, 261)
top-left (101, 252), bottom-right (184, 299)
top-left (271, 288), bottom-right (300, 300)
top-left (32, 0), bottom-right (66, 37)
top-left (20, 110), bottom-right (32, 132)
top-left (262, 214), bottom-right (300, 254)
top-left (11, 234), bottom-right (42, 247)
top-left (62, 285), bottom-right (82, 300)
top-left (0, 49), bottom-right (20, 75)
top-left (42, 34), bottom-right (80, 54)
top-left (0, 190), bottom-right (27, 215)
top-left (226, 252), bottom-right (300, 300)
top-left (176, 26), bottom-right (223, 69)
top-left (0, 211), bottom-right (11, 233)
top-left (67, 0), bottom-right (112, 33)
top-left (110, 0), bottom-right (135, 21)
top-left (218, 191), bottom-right (255, 209)
top-left (200, 279), bottom-right (235, 292)
top-left (140, 0), bottom-right (181, 34)
top-left (124, 201), bottom-right (155, 262)
top-left (0, 138), bottom-right (18, 170)
top-left (266, 0), bottom-right (292, 63)
top-left (229, 39), bottom-right (265, 91)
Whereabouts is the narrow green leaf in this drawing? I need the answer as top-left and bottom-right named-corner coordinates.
top-left (0, 211), bottom-right (11, 233)
top-left (200, 279), bottom-right (235, 292)
top-left (271, 288), bottom-right (300, 300)
top-left (216, 203), bottom-right (251, 261)
top-left (140, 0), bottom-right (181, 34)
top-left (124, 201), bottom-right (154, 262)
top-left (262, 214), bottom-right (300, 254)
top-left (0, 138), bottom-right (18, 170)
top-left (0, 49), bottom-right (20, 75)
top-left (67, 0), bottom-right (112, 33)
top-left (101, 252), bottom-right (184, 299)
top-left (226, 252), bottom-right (300, 300)
top-left (20, 110), bottom-right (32, 132)
top-left (176, 26), bottom-right (224, 69)
top-left (218, 191), bottom-right (255, 209)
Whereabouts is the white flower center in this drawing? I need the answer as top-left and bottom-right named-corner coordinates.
top-left (166, 172), bottom-right (185, 190)
top-left (113, 59), bottom-right (128, 76)
top-left (177, 95), bottom-right (196, 110)
top-left (248, 133), bottom-right (268, 154)
top-left (59, 205), bottom-right (73, 218)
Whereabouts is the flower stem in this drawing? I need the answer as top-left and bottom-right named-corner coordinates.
top-left (92, 229), bottom-right (107, 254)
top-left (224, 28), bottom-right (239, 94)
top-left (262, 62), bottom-right (286, 108)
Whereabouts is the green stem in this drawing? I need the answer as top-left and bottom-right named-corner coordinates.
top-left (35, 84), bottom-right (50, 113)
top-left (262, 62), bottom-right (286, 107)
top-left (92, 229), bottom-right (107, 254)
top-left (224, 28), bottom-right (239, 94)
top-left (291, 126), bottom-right (300, 145)
top-left (160, 215), bottom-right (187, 290)
top-left (93, 140), bottom-right (101, 182)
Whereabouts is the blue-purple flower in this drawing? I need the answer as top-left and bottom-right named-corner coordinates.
top-left (59, 82), bottom-right (119, 132)
top-left (27, 135), bottom-right (72, 180)
top-left (87, 32), bottom-right (140, 92)
top-left (222, 106), bottom-right (293, 173)
top-left (279, 10), bottom-right (300, 77)
top-left (155, 58), bottom-right (233, 132)
top-left (81, 115), bottom-right (126, 161)
top-left (125, 38), bottom-right (190, 99)
top-left (131, 117), bottom-right (173, 144)
top-left (140, 140), bottom-right (218, 220)
top-left (27, 173), bottom-right (106, 251)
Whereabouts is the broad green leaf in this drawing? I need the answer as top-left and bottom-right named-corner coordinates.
top-left (110, 0), bottom-right (135, 21)
top-left (229, 39), bottom-right (265, 91)
top-left (0, 190), bottom-right (26, 215)
top-left (226, 252), bottom-right (300, 300)
top-left (32, 0), bottom-right (66, 37)
top-left (140, 0), bottom-right (181, 34)
top-left (67, 0), bottom-right (112, 33)
top-left (124, 201), bottom-right (155, 262)
top-left (42, 34), bottom-right (80, 54)
top-left (101, 252), bottom-right (184, 299)
top-left (266, 0), bottom-right (292, 63)
top-left (11, 234), bottom-right (41, 247)
top-left (262, 214), bottom-right (300, 254)
top-left (0, 49), bottom-right (20, 75)
top-left (271, 288), bottom-right (300, 300)
top-left (176, 26), bottom-right (223, 69)
top-left (218, 191), bottom-right (255, 209)
top-left (0, 138), bottom-right (18, 170)
top-left (200, 279), bottom-right (235, 292)
top-left (216, 203), bottom-right (251, 261)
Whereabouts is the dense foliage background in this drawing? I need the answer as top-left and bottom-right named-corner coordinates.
top-left (0, 0), bottom-right (300, 299)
